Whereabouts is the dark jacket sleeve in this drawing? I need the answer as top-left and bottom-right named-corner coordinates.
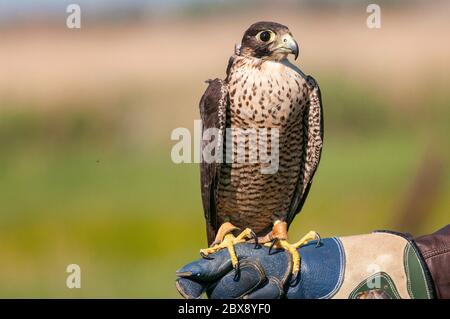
top-left (414, 225), bottom-right (450, 299)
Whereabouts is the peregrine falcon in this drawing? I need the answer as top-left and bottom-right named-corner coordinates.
top-left (199, 21), bottom-right (324, 280)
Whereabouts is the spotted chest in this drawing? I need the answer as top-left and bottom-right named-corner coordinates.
top-left (216, 55), bottom-right (311, 235)
top-left (227, 56), bottom-right (308, 128)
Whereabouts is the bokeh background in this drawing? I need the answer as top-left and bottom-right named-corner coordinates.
top-left (0, 0), bottom-right (448, 298)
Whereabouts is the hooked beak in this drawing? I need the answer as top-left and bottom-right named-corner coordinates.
top-left (273, 34), bottom-right (299, 60)
top-left (289, 38), bottom-right (299, 60)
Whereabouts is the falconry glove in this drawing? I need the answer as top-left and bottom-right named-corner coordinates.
top-left (176, 231), bottom-right (437, 299)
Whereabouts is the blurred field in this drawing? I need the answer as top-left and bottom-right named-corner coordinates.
top-left (0, 2), bottom-right (449, 297)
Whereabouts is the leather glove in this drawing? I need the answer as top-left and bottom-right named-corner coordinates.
top-left (176, 233), bottom-right (436, 299)
top-left (176, 242), bottom-right (292, 299)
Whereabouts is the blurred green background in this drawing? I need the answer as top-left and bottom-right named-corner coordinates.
top-left (0, 0), bottom-right (448, 297)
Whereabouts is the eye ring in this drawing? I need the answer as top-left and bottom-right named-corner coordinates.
top-left (257, 30), bottom-right (274, 43)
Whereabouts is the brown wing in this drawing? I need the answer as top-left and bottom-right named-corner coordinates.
top-left (199, 78), bottom-right (228, 245)
top-left (286, 75), bottom-right (324, 227)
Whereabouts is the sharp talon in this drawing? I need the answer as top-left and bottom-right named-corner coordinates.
top-left (315, 233), bottom-right (321, 247)
top-left (200, 251), bottom-right (214, 260)
top-left (290, 271), bottom-right (299, 286)
top-left (268, 238), bottom-right (277, 255)
top-left (250, 230), bottom-right (259, 248)
top-left (233, 262), bottom-right (240, 281)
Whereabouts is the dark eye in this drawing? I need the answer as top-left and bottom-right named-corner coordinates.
top-left (259, 31), bottom-right (271, 42)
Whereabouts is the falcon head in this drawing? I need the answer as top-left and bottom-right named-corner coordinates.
top-left (240, 21), bottom-right (299, 61)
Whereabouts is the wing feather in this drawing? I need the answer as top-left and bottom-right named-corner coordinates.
top-left (199, 78), bottom-right (228, 245)
top-left (286, 75), bottom-right (324, 226)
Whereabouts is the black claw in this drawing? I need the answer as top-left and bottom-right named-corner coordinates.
top-left (315, 233), bottom-right (322, 248)
top-left (268, 238), bottom-right (277, 255)
top-left (200, 251), bottom-right (214, 260)
top-left (290, 271), bottom-right (300, 286)
top-left (233, 262), bottom-right (240, 281)
top-left (250, 230), bottom-right (259, 249)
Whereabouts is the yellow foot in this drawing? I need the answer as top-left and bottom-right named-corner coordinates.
top-left (265, 230), bottom-right (321, 282)
top-left (200, 226), bottom-right (257, 271)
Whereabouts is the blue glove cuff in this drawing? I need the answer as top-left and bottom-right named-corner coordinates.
top-left (288, 237), bottom-right (345, 299)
